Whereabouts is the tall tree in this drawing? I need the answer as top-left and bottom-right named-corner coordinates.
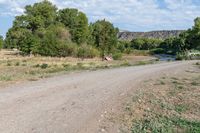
top-left (58, 8), bottom-right (89, 44)
top-left (5, 0), bottom-right (58, 51)
top-left (186, 17), bottom-right (200, 50)
top-left (91, 20), bottom-right (118, 58)
top-left (24, 0), bottom-right (57, 31)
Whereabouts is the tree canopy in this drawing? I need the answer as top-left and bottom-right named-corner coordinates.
top-left (90, 20), bottom-right (119, 57)
top-left (131, 38), bottom-right (162, 50)
top-left (58, 8), bottom-right (89, 44)
top-left (5, 0), bottom-right (118, 58)
top-left (3, 0), bottom-right (200, 59)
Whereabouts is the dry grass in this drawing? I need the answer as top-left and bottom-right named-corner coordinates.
top-left (119, 63), bottom-right (200, 133)
top-left (0, 49), bottom-right (156, 88)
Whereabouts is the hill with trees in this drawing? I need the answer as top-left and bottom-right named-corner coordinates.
top-left (118, 30), bottom-right (184, 41)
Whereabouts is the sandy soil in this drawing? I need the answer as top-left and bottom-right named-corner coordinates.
top-left (0, 61), bottom-right (196, 133)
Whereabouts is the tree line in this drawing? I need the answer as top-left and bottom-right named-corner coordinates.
top-left (117, 18), bottom-right (200, 59)
top-left (3, 0), bottom-right (118, 59)
top-left (0, 0), bottom-right (199, 60)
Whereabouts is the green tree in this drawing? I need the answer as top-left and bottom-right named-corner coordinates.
top-left (131, 38), bottom-right (162, 50)
top-left (35, 24), bottom-right (73, 57)
top-left (186, 17), bottom-right (200, 50)
top-left (0, 35), bottom-right (3, 49)
top-left (131, 38), bottom-right (145, 50)
top-left (91, 20), bottom-right (118, 58)
top-left (58, 8), bottom-right (89, 44)
top-left (5, 27), bottom-right (31, 49)
top-left (24, 0), bottom-right (57, 31)
top-left (5, 0), bottom-right (57, 50)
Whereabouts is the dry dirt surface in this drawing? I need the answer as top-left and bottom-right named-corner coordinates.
top-left (0, 61), bottom-right (196, 133)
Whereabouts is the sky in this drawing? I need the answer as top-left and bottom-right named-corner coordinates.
top-left (0, 0), bottom-right (200, 37)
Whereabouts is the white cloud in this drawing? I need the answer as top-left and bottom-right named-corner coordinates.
top-left (0, 0), bottom-right (28, 16)
top-left (0, 0), bottom-right (200, 31)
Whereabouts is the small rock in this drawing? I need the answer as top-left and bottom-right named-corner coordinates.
top-left (101, 128), bottom-right (105, 132)
top-left (138, 99), bottom-right (141, 103)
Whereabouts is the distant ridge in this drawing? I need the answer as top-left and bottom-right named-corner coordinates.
top-left (118, 30), bottom-right (185, 41)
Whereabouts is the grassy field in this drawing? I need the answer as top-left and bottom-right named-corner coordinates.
top-left (0, 49), bottom-right (156, 88)
top-left (119, 62), bottom-right (200, 133)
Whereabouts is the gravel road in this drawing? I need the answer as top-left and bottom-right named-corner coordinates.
top-left (0, 61), bottom-right (195, 133)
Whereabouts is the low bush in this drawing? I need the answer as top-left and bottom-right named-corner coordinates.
top-left (150, 48), bottom-right (165, 54)
top-left (34, 64), bottom-right (40, 68)
top-left (57, 43), bottom-right (78, 57)
top-left (0, 75), bottom-right (12, 81)
top-left (131, 38), bottom-right (162, 50)
top-left (176, 52), bottom-right (189, 60)
top-left (15, 62), bottom-right (20, 66)
top-left (176, 50), bottom-right (200, 60)
top-left (77, 44), bottom-right (99, 59)
top-left (112, 52), bottom-right (122, 60)
top-left (7, 62), bottom-right (12, 66)
top-left (40, 63), bottom-right (48, 69)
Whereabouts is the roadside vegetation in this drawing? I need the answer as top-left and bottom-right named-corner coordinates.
top-left (0, 0), bottom-right (157, 88)
top-left (120, 63), bottom-right (200, 133)
top-left (0, 0), bottom-right (199, 87)
top-left (0, 50), bottom-right (156, 88)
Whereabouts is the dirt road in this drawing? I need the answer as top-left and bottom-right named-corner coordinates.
top-left (0, 61), bottom-right (195, 133)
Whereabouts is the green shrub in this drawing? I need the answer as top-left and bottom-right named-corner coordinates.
top-left (77, 44), bottom-right (99, 59)
top-left (40, 63), bottom-right (48, 69)
top-left (7, 62), bottom-right (12, 66)
top-left (33, 24), bottom-right (73, 57)
top-left (0, 75), bottom-right (12, 81)
top-left (62, 64), bottom-right (70, 68)
top-left (189, 50), bottom-right (200, 60)
top-left (34, 64), bottom-right (40, 68)
top-left (57, 43), bottom-right (78, 57)
top-left (150, 48), bottom-right (165, 54)
top-left (124, 48), bottom-right (132, 54)
top-left (76, 63), bottom-right (84, 68)
top-left (131, 38), bottom-right (163, 50)
top-left (176, 51), bottom-right (200, 60)
top-left (15, 62), bottom-right (20, 66)
top-left (112, 52), bottom-right (122, 60)
top-left (176, 52), bottom-right (189, 60)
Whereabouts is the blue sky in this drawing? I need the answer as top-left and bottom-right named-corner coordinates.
top-left (1, 0), bottom-right (200, 37)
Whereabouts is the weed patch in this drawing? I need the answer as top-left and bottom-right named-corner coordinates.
top-left (121, 71), bottom-right (200, 133)
top-left (0, 75), bottom-right (12, 81)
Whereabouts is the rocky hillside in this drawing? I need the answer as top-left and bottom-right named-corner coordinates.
top-left (118, 30), bottom-right (184, 41)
